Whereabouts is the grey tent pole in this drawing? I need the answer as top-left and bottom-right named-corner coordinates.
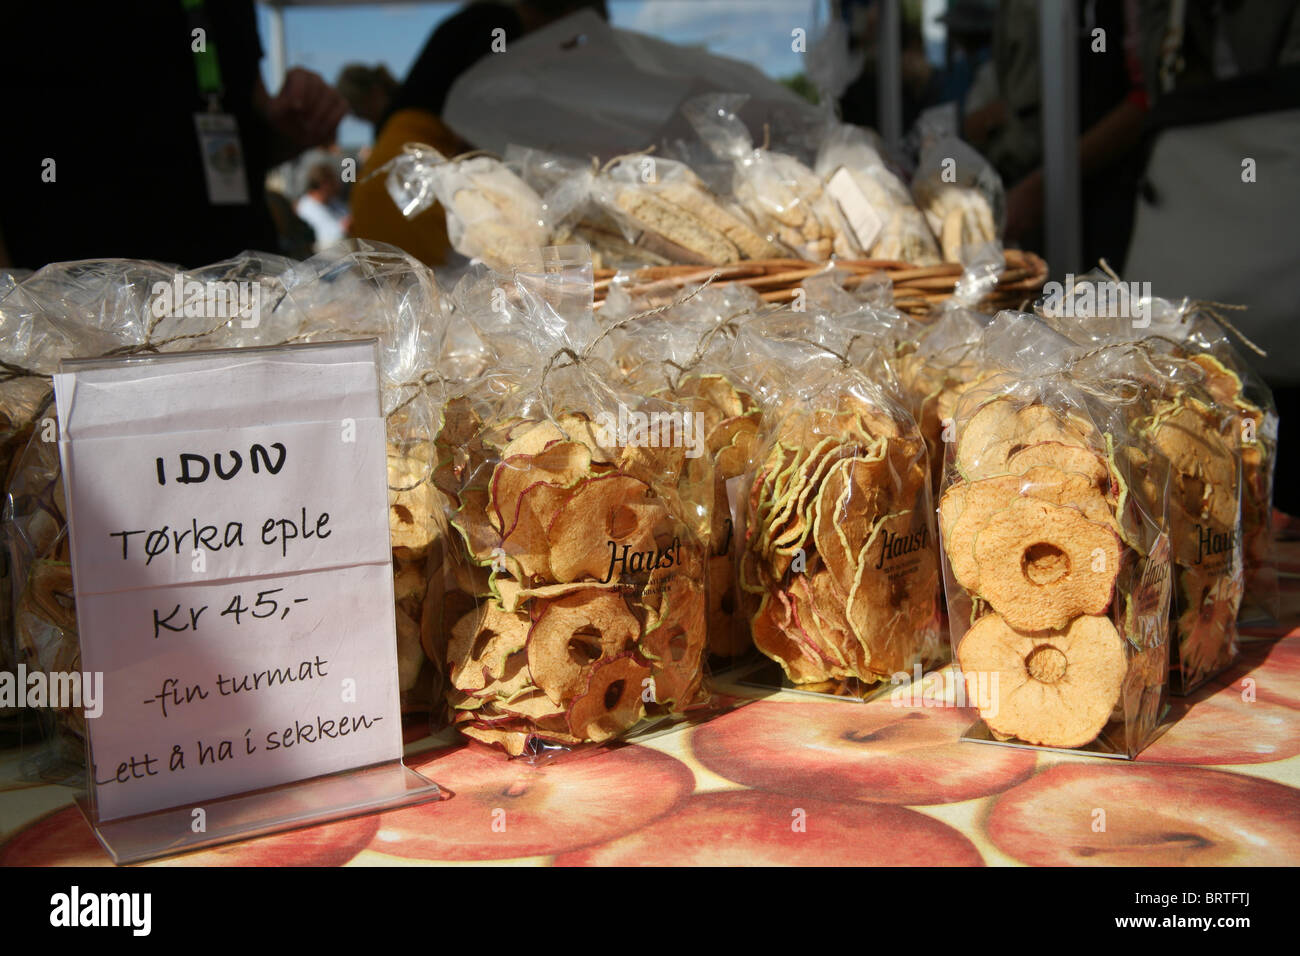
top-left (1039, 0), bottom-right (1082, 276)
top-left (267, 1), bottom-right (288, 92)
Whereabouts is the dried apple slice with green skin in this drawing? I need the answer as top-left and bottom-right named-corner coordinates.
top-left (707, 411), bottom-right (762, 457)
top-left (846, 511), bottom-right (938, 677)
top-left (566, 654), bottom-right (651, 742)
top-left (526, 589), bottom-right (640, 705)
top-left (447, 603), bottom-right (530, 693)
top-left (493, 688), bottom-right (568, 722)
top-left (768, 443), bottom-right (864, 555)
top-left (546, 474), bottom-right (667, 583)
top-left (492, 575), bottom-right (622, 614)
top-left (469, 651), bottom-right (533, 701)
top-left (451, 486), bottom-right (500, 565)
top-left (1006, 441), bottom-right (1108, 490)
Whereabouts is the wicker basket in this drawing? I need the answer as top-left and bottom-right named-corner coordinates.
top-left (593, 249), bottom-right (1048, 319)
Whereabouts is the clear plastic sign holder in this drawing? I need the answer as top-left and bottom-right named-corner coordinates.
top-left (76, 760), bottom-right (443, 865)
top-left (56, 341), bottom-right (443, 864)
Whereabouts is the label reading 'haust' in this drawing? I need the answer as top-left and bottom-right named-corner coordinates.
top-left (55, 342), bottom-right (402, 822)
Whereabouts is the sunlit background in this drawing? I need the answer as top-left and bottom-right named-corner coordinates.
top-left (256, 0), bottom-right (949, 148)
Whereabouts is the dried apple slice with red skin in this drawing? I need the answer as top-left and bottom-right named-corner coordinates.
top-left (489, 440), bottom-right (593, 535)
top-left (546, 473), bottom-right (667, 583)
top-left (750, 592), bottom-right (834, 684)
top-left (566, 654), bottom-right (651, 742)
top-left (526, 589), bottom-right (640, 705)
top-left (500, 481), bottom-right (572, 581)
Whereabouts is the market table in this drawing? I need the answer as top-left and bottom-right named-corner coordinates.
top-left (3, 558), bottom-right (1298, 867)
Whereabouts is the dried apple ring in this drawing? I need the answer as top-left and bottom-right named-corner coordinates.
top-left (958, 612), bottom-right (1127, 748)
top-left (940, 465), bottom-right (1118, 594)
top-left (972, 498), bottom-right (1121, 631)
top-left (526, 589), bottom-right (639, 704)
top-left (566, 654), bottom-right (651, 742)
top-left (546, 474), bottom-right (667, 583)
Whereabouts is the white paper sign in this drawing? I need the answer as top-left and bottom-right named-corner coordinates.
top-left (55, 341), bottom-right (403, 822)
top-left (826, 167), bottom-right (884, 253)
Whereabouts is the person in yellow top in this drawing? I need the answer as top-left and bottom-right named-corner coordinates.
top-left (348, 0), bottom-right (607, 268)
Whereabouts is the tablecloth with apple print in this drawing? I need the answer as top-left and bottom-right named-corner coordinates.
top-left (3, 554), bottom-right (1299, 866)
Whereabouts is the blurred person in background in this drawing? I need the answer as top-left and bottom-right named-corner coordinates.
top-left (295, 162), bottom-right (351, 252)
top-left (839, 0), bottom-right (943, 133)
top-left (1125, 0), bottom-right (1300, 509)
top-left (336, 63), bottom-right (400, 132)
top-left (969, 0), bottom-right (1147, 268)
top-left (349, 0), bottom-right (609, 267)
top-left (0, 2), bottom-right (346, 269)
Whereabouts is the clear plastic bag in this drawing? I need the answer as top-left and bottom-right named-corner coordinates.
top-left (1069, 341), bottom-right (1243, 695)
top-left (1036, 278), bottom-right (1279, 628)
top-left (911, 136), bottom-right (1004, 265)
top-left (1, 243), bottom-right (451, 769)
top-left (386, 145), bottom-right (551, 272)
top-left (736, 331), bottom-right (942, 697)
top-left (590, 154), bottom-right (784, 266)
top-left (433, 247), bottom-right (714, 758)
top-left (814, 124), bottom-right (942, 265)
top-left (682, 94), bottom-right (857, 261)
top-left (937, 311), bottom-right (1171, 757)
top-left (599, 283), bottom-right (768, 663)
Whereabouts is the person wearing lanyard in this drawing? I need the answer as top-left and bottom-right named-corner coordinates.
top-left (0, 1), bottom-right (347, 269)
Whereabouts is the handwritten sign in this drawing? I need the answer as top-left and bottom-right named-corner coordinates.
top-left (55, 341), bottom-right (403, 821)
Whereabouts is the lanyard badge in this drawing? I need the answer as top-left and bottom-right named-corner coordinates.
top-left (184, 0), bottom-right (250, 205)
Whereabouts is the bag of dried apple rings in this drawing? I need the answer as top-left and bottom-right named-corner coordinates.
top-left (938, 311), bottom-right (1172, 757)
top-left (1069, 340), bottom-right (1243, 695)
top-left (435, 248), bottom-right (713, 757)
top-left (1038, 280), bottom-right (1278, 629)
top-left (737, 332), bottom-right (942, 698)
top-left (596, 284), bottom-right (767, 664)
